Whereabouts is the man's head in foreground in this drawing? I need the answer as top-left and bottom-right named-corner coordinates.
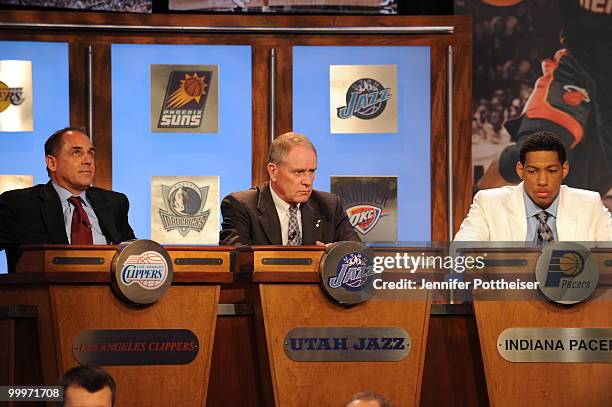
top-left (58, 365), bottom-right (115, 407)
top-left (45, 127), bottom-right (96, 195)
top-left (516, 131), bottom-right (569, 209)
top-left (267, 132), bottom-right (318, 205)
top-left (345, 391), bottom-right (394, 407)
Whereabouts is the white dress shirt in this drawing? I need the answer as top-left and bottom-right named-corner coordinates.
top-left (269, 185), bottom-right (302, 246)
top-left (52, 182), bottom-right (107, 244)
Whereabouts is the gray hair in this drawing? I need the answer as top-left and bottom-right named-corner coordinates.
top-left (267, 132), bottom-right (317, 164)
top-left (345, 392), bottom-right (394, 407)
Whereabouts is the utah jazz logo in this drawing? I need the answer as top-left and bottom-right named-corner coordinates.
top-left (328, 252), bottom-right (375, 292)
top-left (544, 250), bottom-right (585, 288)
top-left (337, 78), bottom-right (392, 120)
top-left (158, 71), bottom-right (212, 128)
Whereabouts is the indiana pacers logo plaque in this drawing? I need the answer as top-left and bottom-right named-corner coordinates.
top-left (535, 242), bottom-right (598, 304)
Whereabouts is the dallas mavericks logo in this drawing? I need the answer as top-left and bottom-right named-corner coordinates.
top-left (347, 204), bottom-right (383, 235)
top-left (120, 251), bottom-right (168, 290)
top-left (159, 181), bottom-right (211, 237)
top-left (337, 78), bottom-right (392, 120)
top-left (328, 252), bottom-right (375, 291)
top-left (158, 70), bottom-right (212, 128)
top-left (544, 250), bottom-right (585, 287)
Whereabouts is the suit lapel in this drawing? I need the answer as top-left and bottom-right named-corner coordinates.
top-left (507, 183), bottom-right (528, 241)
top-left (300, 200), bottom-right (323, 245)
top-left (86, 188), bottom-right (116, 244)
top-left (556, 186), bottom-right (577, 240)
top-left (39, 182), bottom-right (69, 244)
top-left (257, 185), bottom-right (283, 245)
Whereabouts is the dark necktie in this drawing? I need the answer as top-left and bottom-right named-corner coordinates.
top-left (68, 196), bottom-right (93, 245)
top-left (287, 204), bottom-right (302, 245)
top-left (536, 210), bottom-right (554, 247)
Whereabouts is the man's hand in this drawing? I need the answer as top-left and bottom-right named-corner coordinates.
top-left (315, 241), bottom-right (332, 247)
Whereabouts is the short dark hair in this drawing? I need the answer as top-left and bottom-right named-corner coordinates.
top-left (519, 131), bottom-right (567, 165)
top-left (345, 391), bottom-right (394, 407)
top-left (44, 127), bottom-right (88, 177)
top-left (57, 365), bottom-right (115, 407)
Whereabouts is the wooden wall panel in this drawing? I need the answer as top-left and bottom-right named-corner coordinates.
top-left (430, 45), bottom-right (449, 242)
top-left (420, 315), bottom-right (488, 407)
top-left (451, 44), bottom-right (473, 235)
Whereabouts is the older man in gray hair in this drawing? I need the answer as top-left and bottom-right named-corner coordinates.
top-left (220, 132), bottom-right (359, 246)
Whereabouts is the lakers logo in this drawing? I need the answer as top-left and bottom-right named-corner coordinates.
top-left (0, 80), bottom-right (25, 113)
top-left (158, 71), bottom-right (212, 128)
top-left (337, 78), bottom-right (391, 120)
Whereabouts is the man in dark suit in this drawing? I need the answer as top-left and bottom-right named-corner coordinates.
top-left (220, 132), bottom-right (359, 245)
top-left (0, 127), bottom-right (135, 272)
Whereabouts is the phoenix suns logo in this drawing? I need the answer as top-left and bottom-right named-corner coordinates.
top-left (337, 78), bottom-right (392, 120)
top-left (158, 71), bottom-right (212, 128)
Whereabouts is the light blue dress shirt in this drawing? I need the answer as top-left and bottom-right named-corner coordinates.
top-left (523, 190), bottom-right (560, 244)
top-left (52, 182), bottom-right (107, 244)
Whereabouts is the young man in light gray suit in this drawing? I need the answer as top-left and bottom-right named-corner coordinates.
top-left (455, 131), bottom-right (611, 243)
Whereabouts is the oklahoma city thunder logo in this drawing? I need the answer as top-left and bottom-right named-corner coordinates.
top-left (120, 251), bottom-right (168, 290)
top-left (347, 204), bottom-right (383, 235)
top-left (337, 78), bottom-right (392, 120)
top-left (328, 252), bottom-right (374, 292)
top-left (158, 71), bottom-right (212, 128)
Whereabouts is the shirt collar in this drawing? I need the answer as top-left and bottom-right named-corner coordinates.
top-left (52, 181), bottom-right (89, 207)
top-left (523, 189), bottom-right (560, 219)
top-left (269, 184), bottom-right (299, 213)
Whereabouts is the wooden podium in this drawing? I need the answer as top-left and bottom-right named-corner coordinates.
top-left (251, 246), bottom-right (434, 407)
top-left (0, 244), bottom-right (237, 407)
top-left (468, 247), bottom-right (612, 407)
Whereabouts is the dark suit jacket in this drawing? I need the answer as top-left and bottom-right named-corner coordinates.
top-left (219, 183), bottom-right (360, 245)
top-left (0, 181), bottom-right (136, 272)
